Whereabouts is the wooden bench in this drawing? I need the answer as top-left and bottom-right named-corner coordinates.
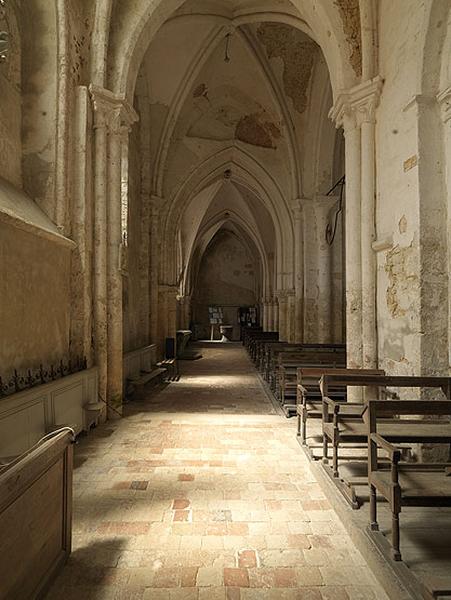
top-left (0, 430), bottom-right (74, 599)
top-left (278, 351), bottom-right (346, 413)
top-left (242, 327), bottom-right (263, 350)
top-left (368, 398), bottom-right (451, 561)
top-left (157, 358), bottom-right (179, 381)
top-left (246, 332), bottom-right (279, 361)
top-left (321, 375), bottom-right (451, 506)
top-left (267, 345), bottom-right (345, 394)
top-left (296, 367), bottom-right (385, 448)
top-left (128, 367), bottom-right (167, 390)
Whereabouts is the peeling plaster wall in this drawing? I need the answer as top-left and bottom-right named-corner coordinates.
top-left (0, 222), bottom-right (71, 377)
top-left (375, 0), bottom-right (426, 376)
top-left (334, 0), bottom-right (362, 77)
top-left (193, 229), bottom-right (257, 340)
top-left (256, 23), bottom-right (319, 114)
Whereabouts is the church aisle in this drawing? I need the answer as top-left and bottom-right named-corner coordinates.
top-left (46, 345), bottom-right (388, 600)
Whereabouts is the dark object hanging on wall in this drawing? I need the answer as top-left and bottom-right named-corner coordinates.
top-left (325, 175), bottom-right (345, 246)
top-left (238, 306), bottom-right (258, 327)
top-left (0, 355), bottom-right (87, 398)
top-left (165, 337), bottom-right (176, 360)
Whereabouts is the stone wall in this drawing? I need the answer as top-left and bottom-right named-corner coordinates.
top-left (192, 229), bottom-right (257, 340)
top-left (375, 0), bottom-right (450, 378)
top-left (0, 1), bottom-right (21, 187)
top-left (0, 222), bottom-right (71, 376)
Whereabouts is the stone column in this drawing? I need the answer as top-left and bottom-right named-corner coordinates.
top-left (359, 78), bottom-right (382, 368)
top-left (267, 298), bottom-right (274, 332)
top-left (106, 101), bottom-right (137, 418)
top-left (438, 87), bottom-right (451, 372)
top-left (292, 200), bottom-right (304, 343)
top-left (71, 86), bottom-right (94, 364)
top-left (90, 87), bottom-right (110, 418)
top-left (314, 195), bottom-right (337, 344)
top-left (277, 291), bottom-right (288, 341)
top-left (90, 85), bottom-right (138, 419)
top-left (263, 298), bottom-right (271, 331)
top-left (167, 286), bottom-right (178, 342)
top-left (149, 198), bottom-right (162, 344)
top-left (273, 297), bottom-right (279, 333)
top-left (330, 93), bottom-right (363, 372)
top-left (286, 290), bottom-right (296, 343)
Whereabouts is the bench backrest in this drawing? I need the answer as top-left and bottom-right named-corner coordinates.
top-left (298, 367), bottom-right (384, 387)
top-left (369, 399), bottom-right (451, 419)
top-left (280, 353), bottom-right (346, 367)
top-left (320, 374), bottom-right (451, 399)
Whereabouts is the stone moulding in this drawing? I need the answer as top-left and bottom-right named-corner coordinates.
top-left (0, 367), bottom-right (99, 458)
top-left (0, 177), bottom-right (75, 248)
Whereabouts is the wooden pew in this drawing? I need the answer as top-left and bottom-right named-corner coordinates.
top-left (0, 429), bottom-right (74, 599)
top-left (296, 367), bottom-right (385, 450)
top-left (267, 344), bottom-right (345, 393)
top-left (320, 375), bottom-right (451, 507)
top-left (278, 350), bottom-right (346, 413)
top-left (248, 332), bottom-right (279, 361)
top-left (368, 398), bottom-right (451, 561)
top-left (242, 327), bottom-right (262, 350)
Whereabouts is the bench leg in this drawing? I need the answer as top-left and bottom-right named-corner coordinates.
top-left (302, 410), bottom-right (308, 445)
top-left (297, 411), bottom-right (301, 437)
top-left (392, 511), bottom-right (402, 561)
top-left (322, 433), bottom-right (328, 464)
top-left (332, 438), bottom-right (339, 478)
top-left (369, 484), bottom-right (379, 531)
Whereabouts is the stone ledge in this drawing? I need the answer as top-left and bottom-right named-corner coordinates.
top-left (0, 177), bottom-right (75, 249)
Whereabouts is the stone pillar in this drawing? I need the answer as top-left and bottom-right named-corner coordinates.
top-left (277, 291), bottom-right (288, 341)
top-left (167, 286), bottom-right (178, 342)
top-left (286, 290), bottom-right (296, 343)
top-left (263, 298), bottom-right (272, 331)
top-left (273, 297), bottom-right (279, 333)
top-left (106, 101), bottom-right (137, 418)
top-left (90, 87), bottom-right (109, 418)
top-left (314, 196), bottom-right (337, 344)
top-left (331, 92), bottom-right (363, 372)
top-left (71, 86), bottom-right (93, 364)
top-left (90, 85), bottom-right (138, 419)
top-left (267, 298), bottom-right (274, 332)
top-left (438, 87), bottom-right (451, 372)
top-left (149, 198), bottom-right (162, 344)
top-left (359, 79), bottom-right (382, 368)
top-left (292, 201), bottom-right (304, 343)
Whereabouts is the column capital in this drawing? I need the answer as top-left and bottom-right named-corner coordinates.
top-left (89, 84), bottom-right (138, 132)
top-left (290, 197), bottom-right (309, 217)
top-left (329, 75), bottom-right (383, 130)
top-left (437, 86), bottom-right (451, 124)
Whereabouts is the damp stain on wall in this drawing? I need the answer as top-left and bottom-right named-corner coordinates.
top-left (334, 0), bottom-right (362, 77)
top-left (256, 23), bottom-right (319, 113)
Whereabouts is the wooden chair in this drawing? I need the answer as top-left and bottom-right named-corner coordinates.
top-left (368, 398), bottom-right (451, 561)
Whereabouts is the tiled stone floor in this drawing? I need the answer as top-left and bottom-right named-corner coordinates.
top-left (46, 343), bottom-right (389, 600)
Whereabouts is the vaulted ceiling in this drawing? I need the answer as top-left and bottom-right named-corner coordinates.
top-left (133, 0), bottom-right (337, 295)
